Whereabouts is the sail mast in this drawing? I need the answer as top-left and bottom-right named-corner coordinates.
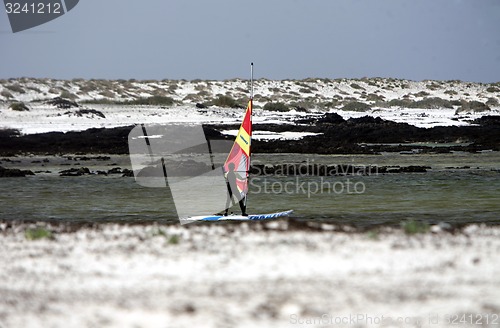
top-left (246, 62), bottom-right (253, 207)
top-left (222, 64), bottom-right (253, 210)
top-left (251, 62), bottom-right (254, 100)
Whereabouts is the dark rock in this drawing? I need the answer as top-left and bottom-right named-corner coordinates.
top-left (167, 160), bottom-right (211, 176)
top-left (317, 112), bottom-right (345, 124)
top-left (0, 126), bottom-right (132, 155)
top-left (0, 129), bottom-right (20, 138)
top-left (73, 155), bottom-right (111, 161)
top-left (121, 169), bottom-right (134, 177)
top-left (0, 166), bottom-right (35, 177)
top-left (399, 165), bottom-right (430, 173)
top-left (347, 116), bottom-right (385, 125)
top-left (1, 110), bottom-right (499, 156)
top-left (74, 109), bottom-right (106, 119)
top-left (472, 115), bottom-right (500, 126)
top-left (107, 167), bottom-right (123, 174)
top-left (386, 167), bottom-right (401, 173)
top-left (381, 165), bottom-right (431, 173)
top-left (47, 97), bottom-right (79, 109)
top-left (59, 167), bottom-right (91, 176)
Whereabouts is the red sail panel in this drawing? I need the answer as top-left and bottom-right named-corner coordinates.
top-left (224, 100), bottom-right (252, 195)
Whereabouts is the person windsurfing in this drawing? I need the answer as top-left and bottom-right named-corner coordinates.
top-left (224, 162), bottom-right (247, 216)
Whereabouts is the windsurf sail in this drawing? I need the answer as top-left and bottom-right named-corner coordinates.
top-left (223, 63), bottom-right (253, 201)
top-left (223, 99), bottom-right (252, 198)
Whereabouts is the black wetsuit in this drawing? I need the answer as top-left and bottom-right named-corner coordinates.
top-left (225, 169), bottom-right (247, 216)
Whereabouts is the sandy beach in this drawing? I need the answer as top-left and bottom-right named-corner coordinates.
top-left (1, 221), bottom-right (499, 328)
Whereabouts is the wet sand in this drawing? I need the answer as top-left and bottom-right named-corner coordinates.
top-left (1, 221), bottom-right (499, 328)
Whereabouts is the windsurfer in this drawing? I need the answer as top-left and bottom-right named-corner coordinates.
top-left (224, 162), bottom-right (247, 216)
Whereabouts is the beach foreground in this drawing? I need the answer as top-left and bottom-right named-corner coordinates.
top-left (1, 221), bottom-right (499, 328)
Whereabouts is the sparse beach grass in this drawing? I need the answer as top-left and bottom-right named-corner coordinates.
top-left (24, 226), bottom-right (54, 240)
top-left (401, 220), bottom-right (430, 235)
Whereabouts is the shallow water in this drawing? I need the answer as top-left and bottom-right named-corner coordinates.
top-left (1, 152), bottom-right (499, 226)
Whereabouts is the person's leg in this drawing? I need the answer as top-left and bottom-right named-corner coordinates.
top-left (225, 184), bottom-right (233, 216)
top-left (239, 197), bottom-right (247, 216)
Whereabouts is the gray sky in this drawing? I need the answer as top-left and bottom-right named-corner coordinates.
top-left (1, 0), bottom-right (499, 82)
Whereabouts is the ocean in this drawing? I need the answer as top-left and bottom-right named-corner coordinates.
top-left (1, 152), bottom-right (499, 227)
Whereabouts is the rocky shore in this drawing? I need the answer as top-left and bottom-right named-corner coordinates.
top-left (1, 114), bottom-right (499, 156)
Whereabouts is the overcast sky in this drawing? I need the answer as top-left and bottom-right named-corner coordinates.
top-left (1, 0), bottom-right (499, 82)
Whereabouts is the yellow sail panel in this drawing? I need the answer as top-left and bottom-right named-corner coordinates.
top-left (236, 128), bottom-right (250, 156)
